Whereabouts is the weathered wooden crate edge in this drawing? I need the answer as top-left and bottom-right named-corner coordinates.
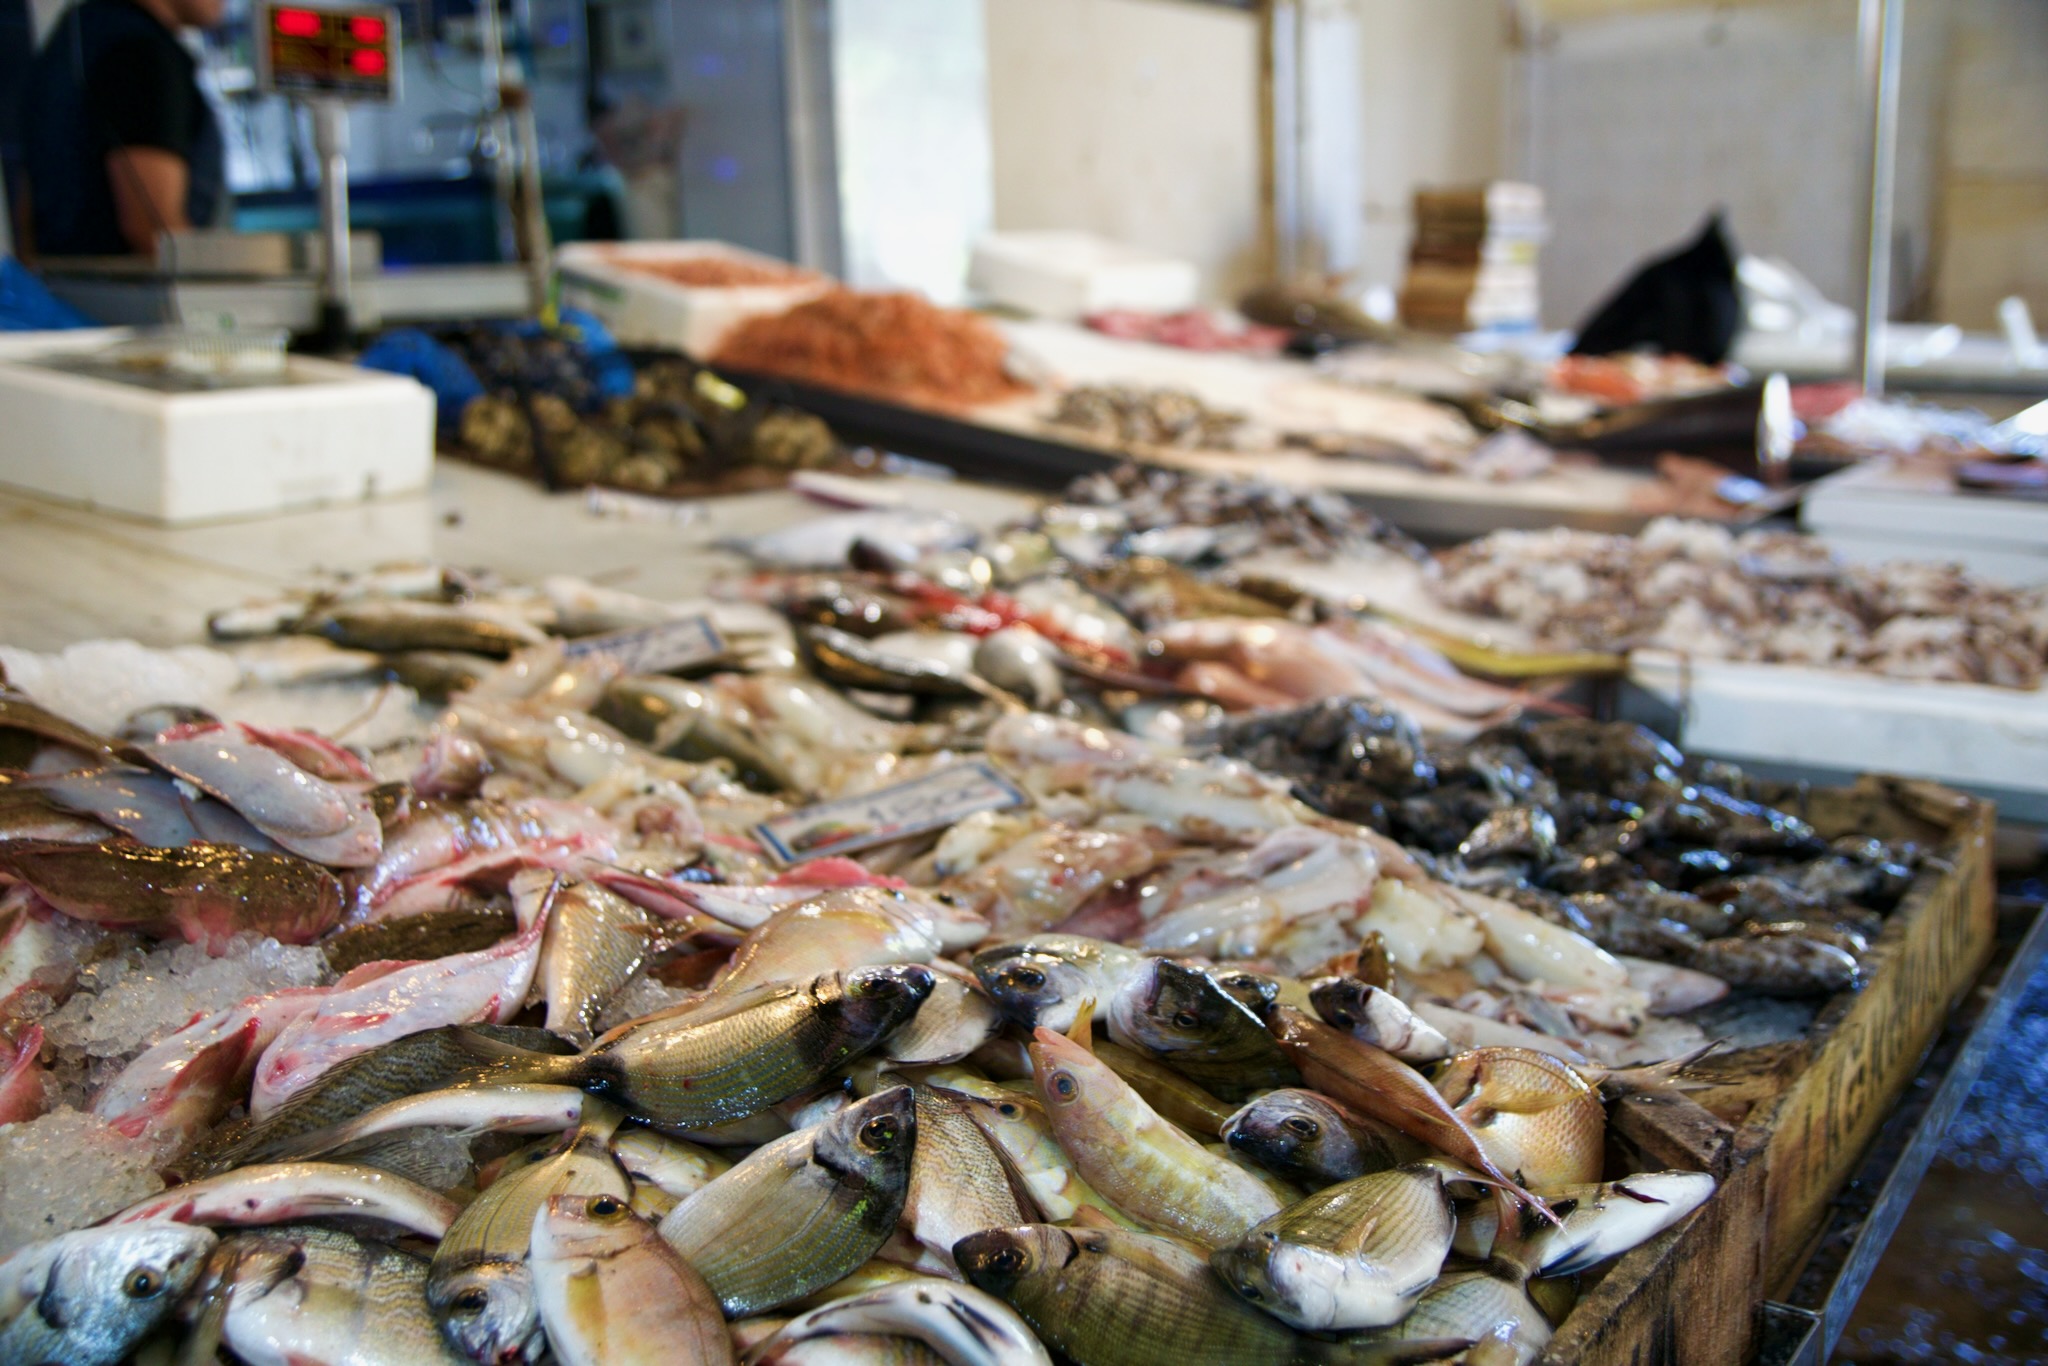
top-left (1752, 794), bottom-right (1997, 1292)
top-left (1535, 788), bottom-right (1996, 1366)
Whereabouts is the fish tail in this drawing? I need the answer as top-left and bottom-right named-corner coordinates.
top-left (1584, 1039), bottom-right (1728, 1099)
top-left (1486, 1183), bottom-right (1559, 1274)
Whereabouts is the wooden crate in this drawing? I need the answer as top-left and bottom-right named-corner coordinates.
top-left (1537, 780), bottom-right (1997, 1365)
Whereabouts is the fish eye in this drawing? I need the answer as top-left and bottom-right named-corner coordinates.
top-left (1048, 1072), bottom-right (1078, 1103)
top-left (587, 1195), bottom-right (627, 1219)
top-left (1328, 1010), bottom-right (1356, 1028)
top-left (989, 1247), bottom-right (1028, 1274)
top-left (936, 893), bottom-right (959, 906)
top-left (450, 1289), bottom-right (491, 1316)
top-left (124, 1269), bottom-right (163, 1299)
top-left (1171, 1009), bottom-right (1201, 1030)
top-left (860, 1115), bottom-right (900, 1151)
top-left (1238, 1282), bottom-right (1262, 1301)
top-left (997, 1102), bottom-right (1021, 1118)
top-left (1283, 1116), bottom-right (1320, 1138)
top-left (1005, 965), bottom-right (1047, 990)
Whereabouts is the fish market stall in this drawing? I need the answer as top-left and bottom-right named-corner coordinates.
top-left (709, 303), bottom-right (1663, 539)
top-left (0, 450), bottom-right (2008, 1366)
top-left (1257, 517), bottom-right (2048, 819)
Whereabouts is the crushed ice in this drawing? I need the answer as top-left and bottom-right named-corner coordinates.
top-left (594, 971), bottom-right (695, 1035)
top-left (0, 1108), bottom-right (164, 1257)
top-left (39, 935), bottom-right (330, 1111)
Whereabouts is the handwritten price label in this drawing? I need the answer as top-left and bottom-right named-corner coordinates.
top-left (563, 616), bottom-right (727, 675)
top-left (756, 761), bottom-right (1028, 864)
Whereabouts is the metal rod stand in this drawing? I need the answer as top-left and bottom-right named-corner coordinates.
top-left (1852, 0), bottom-right (1904, 395)
top-left (311, 98), bottom-right (354, 352)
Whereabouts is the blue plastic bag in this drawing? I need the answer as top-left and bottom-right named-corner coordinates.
top-left (0, 258), bottom-right (96, 331)
top-left (357, 328), bottom-right (486, 432)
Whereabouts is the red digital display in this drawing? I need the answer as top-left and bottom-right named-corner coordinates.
top-left (261, 1), bottom-right (397, 98)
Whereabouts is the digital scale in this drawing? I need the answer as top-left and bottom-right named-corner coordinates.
top-left (254, 0), bottom-right (396, 347)
top-left (37, 0), bottom-right (541, 341)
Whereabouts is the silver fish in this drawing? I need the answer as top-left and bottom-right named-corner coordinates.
top-left (0, 1223), bottom-right (215, 1366)
top-left (205, 1223), bottom-right (464, 1366)
top-left (744, 1278), bottom-right (1051, 1366)
top-left (1453, 1170), bottom-right (1715, 1276)
top-left (109, 1162), bottom-right (460, 1240)
top-left (970, 935), bottom-right (1145, 1033)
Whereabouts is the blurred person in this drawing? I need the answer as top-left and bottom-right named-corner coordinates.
top-left (22, 0), bottom-right (228, 258)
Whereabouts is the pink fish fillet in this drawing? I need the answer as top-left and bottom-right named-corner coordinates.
top-left (92, 964), bottom-right (405, 1154)
top-left (361, 834), bottom-right (611, 924)
top-left (134, 727), bottom-right (383, 868)
top-left (769, 858), bottom-right (911, 890)
top-left (236, 725), bottom-right (377, 783)
top-left (0, 1025), bottom-right (47, 1125)
top-left (358, 800), bottom-right (619, 909)
top-left (249, 918), bottom-right (547, 1116)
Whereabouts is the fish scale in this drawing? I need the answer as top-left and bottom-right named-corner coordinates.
top-left (1212, 1165), bottom-right (1455, 1332)
top-left (540, 881), bottom-right (658, 1045)
top-left (659, 1088), bottom-right (915, 1317)
top-left (210, 1224), bottom-right (463, 1366)
top-left (565, 967), bottom-right (931, 1130)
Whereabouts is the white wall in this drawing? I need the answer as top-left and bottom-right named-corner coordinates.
top-left (832, 0), bottom-right (994, 302)
top-left (1517, 0), bottom-right (1946, 329)
top-left (982, 0), bottom-right (1512, 302)
top-left (983, 0), bottom-right (1263, 301)
top-left (1354, 0), bottom-right (1509, 291)
top-left (1929, 0), bottom-right (2048, 328)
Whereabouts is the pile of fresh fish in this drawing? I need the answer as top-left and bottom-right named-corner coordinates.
top-left (0, 471), bottom-right (1956, 1363)
top-left (0, 610), bottom-right (1740, 1364)
top-left (1432, 518), bottom-right (2048, 688)
top-left (1212, 701), bottom-right (1924, 1007)
top-left (1020, 464), bottom-right (1429, 568)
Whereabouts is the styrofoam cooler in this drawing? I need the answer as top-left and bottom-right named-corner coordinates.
top-left (0, 342), bottom-right (434, 525)
top-left (554, 241), bottom-right (833, 357)
top-left (968, 231), bottom-right (1200, 320)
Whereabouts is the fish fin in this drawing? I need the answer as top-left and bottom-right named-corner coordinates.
top-left (1063, 1205), bottom-right (1122, 1232)
top-left (1580, 1039), bottom-right (1728, 1098)
top-left (1485, 1190), bottom-right (1551, 1281)
top-left (1065, 997), bottom-right (1097, 1053)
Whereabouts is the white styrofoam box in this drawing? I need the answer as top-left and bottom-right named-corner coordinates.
top-left (968, 231), bottom-right (1199, 321)
top-left (1629, 649), bottom-right (2048, 799)
top-left (0, 352), bottom-right (434, 525)
top-left (554, 241), bottom-right (833, 357)
top-left (1801, 460), bottom-right (2048, 586)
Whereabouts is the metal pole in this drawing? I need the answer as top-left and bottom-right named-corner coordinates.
top-left (478, 0), bottom-right (518, 265)
top-left (781, 0), bottom-right (843, 276)
top-left (1255, 0), bottom-right (1278, 283)
top-left (311, 98), bottom-right (353, 348)
top-left (1852, 0), bottom-right (1904, 395)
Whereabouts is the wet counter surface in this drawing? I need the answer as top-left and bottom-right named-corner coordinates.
top-left (0, 462), bottom-right (1039, 651)
top-left (1834, 939), bottom-right (2048, 1365)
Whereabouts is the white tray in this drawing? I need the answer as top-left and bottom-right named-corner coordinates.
top-left (555, 241), bottom-right (832, 357)
top-left (0, 347), bottom-right (433, 526)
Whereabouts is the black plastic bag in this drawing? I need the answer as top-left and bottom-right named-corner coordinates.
top-left (1571, 214), bottom-right (1742, 364)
